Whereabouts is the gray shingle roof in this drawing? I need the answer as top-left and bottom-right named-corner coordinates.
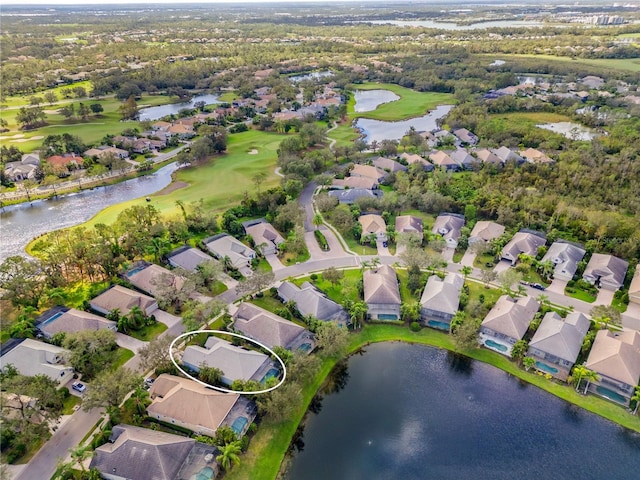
top-left (542, 242), bottom-right (586, 279)
top-left (232, 302), bottom-right (308, 350)
top-left (364, 265), bottom-right (401, 306)
top-left (529, 312), bottom-right (590, 363)
top-left (395, 215), bottom-right (423, 235)
top-left (0, 339), bottom-right (73, 382)
top-left (583, 253), bottom-right (629, 289)
top-left (432, 213), bottom-right (465, 242)
top-left (501, 231), bottom-right (546, 261)
top-left (469, 221), bottom-right (505, 243)
top-left (167, 246), bottom-right (217, 273)
top-left (481, 295), bottom-right (539, 340)
top-left (420, 273), bottom-right (464, 316)
top-left (277, 281), bottom-right (348, 322)
top-left (37, 307), bottom-right (116, 338)
top-left (329, 189), bottom-right (382, 204)
top-left (90, 285), bottom-right (157, 316)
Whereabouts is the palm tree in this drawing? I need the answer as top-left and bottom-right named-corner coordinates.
top-left (216, 441), bottom-right (242, 471)
top-left (348, 302), bottom-right (368, 330)
top-left (312, 213), bottom-right (323, 230)
top-left (523, 356), bottom-right (536, 372)
top-left (571, 365), bottom-right (588, 392)
top-left (631, 385), bottom-right (640, 415)
top-left (536, 294), bottom-right (550, 308)
top-left (581, 368), bottom-right (600, 394)
top-left (69, 445), bottom-right (93, 473)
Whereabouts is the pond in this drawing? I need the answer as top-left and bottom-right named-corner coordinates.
top-left (355, 104), bottom-right (454, 143)
top-left (536, 122), bottom-right (598, 141)
top-left (286, 342), bottom-right (640, 480)
top-left (289, 71), bottom-right (334, 83)
top-left (138, 93), bottom-right (221, 121)
top-left (357, 19), bottom-right (545, 31)
top-left (0, 162), bottom-right (179, 262)
top-left (353, 90), bottom-right (400, 113)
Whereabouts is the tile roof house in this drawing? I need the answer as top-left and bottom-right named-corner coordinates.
top-left (395, 215), bottom-right (423, 241)
top-left (500, 230), bottom-right (546, 266)
top-left (329, 188), bottom-right (383, 205)
top-left (528, 312), bottom-right (591, 380)
top-left (90, 424), bottom-right (219, 480)
top-left (203, 234), bottom-right (256, 270)
top-left (479, 295), bottom-right (540, 357)
top-left (541, 241), bottom-right (586, 282)
top-left (3, 161), bottom-right (37, 182)
top-left (492, 146), bottom-right (524, 164)
top-left (364, 265), bottom-right (401, 321)
top-left (630, 264), bottom-right (640, 306)
top-left (452, 128), bottom-right (478, 145)
top-left (428, 150), bottom-right (460, 171)
top-left (520, 148), bottom-right (553, 164)
top-left (432, 213), bottom-right (465, 248)
top-left (420, 273), bottom-right (464, 330)
top-left (331, 176), bottom-right (379, 190)
top-left (449, 149), bottom-right (476, 170)
top-left (125, 263), bottom-right (185, 298)
top-left (372, 156), bottom-right (407, 173)
top-left (90, 285), bottom-right (158, 316)
top-left (243, 219), bottom-right (285, 255)
top-left (232, 302), bottom-right (314, 352)
top-left (35, 306), bottom-right (116, 339)
top-left (0, 339), bottom-right (74, 384)
top-left (277, 281), bottom-right (349, 326)
top-left (585, 330), bottom-right (640, 405)
top-left (359, 214), bottom-right (387, 242)
top-left (350, 164), bottom-right (387, 182)
top-left (582, 253), bottom-right (629, 291)
top-left (469, 221), bottom-right (505, 244)
top-left (167, 246), bottom-right (217, 273)
top-left (83, 146), bottom-right (129, 159)
top-left (474, 148), bottom-right (502, 165)
top-left (148, 374), bottom-right (255, 438)
top-left (400, 152), bottom-right (434, 171)
top-left (182, 336), bottom-right (275, 386)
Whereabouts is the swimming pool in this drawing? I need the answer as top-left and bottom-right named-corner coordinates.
top-left (378, 314), bottom-right (399, 321)
top-left (427, 320), bottom-right (450, 331)
top-left (595, 385), bottom-right (628, 405)
top-left (40, 311), bottom-right (65, 327)
top-left (231, 416), bottom-right (249, 436)
top-left (484, 339), bottom-right (508, 353)
top-left (261, 368), bottom-right (280, 383)
top-left (535, 361), bottom-right (559, 375)
top-left (125, 265), bottom-right (146, 278)
top-left (299, 343), bottom-right (313, 353)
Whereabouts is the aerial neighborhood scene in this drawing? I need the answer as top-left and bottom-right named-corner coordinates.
top-left (2, 1), bottom-right (640, 479)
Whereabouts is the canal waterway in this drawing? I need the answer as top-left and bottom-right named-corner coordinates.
top-left (286, 342), bottom-right (640, 480)
top-left (0, 162), bottom-right (179, 261)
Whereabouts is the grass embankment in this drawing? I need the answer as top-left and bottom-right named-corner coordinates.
top-left (326, 122), bottom-right (360, 147)
top-left (347, 82), bottom-right (455, 121)
top-left (228, 322), bottom-right (640, 480)
top-left (0, 95), bottom-right (174, 153)
top-left (77, 129), bottom-right (283, 228)
top-left (482, 53), bottom-right (640, 73)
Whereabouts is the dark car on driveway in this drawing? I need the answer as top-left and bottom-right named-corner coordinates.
top-left (531, 283), bottom-right (546, 291)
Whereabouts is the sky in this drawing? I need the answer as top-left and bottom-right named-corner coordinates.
top-left (6, 0), bottom-right (381, 5)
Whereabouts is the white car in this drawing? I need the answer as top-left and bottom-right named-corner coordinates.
top-left (72, 382), bottom-right (86, 393)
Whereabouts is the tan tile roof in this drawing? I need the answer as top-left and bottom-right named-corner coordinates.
top-left (364, 265), bottom-right (401, 305)
top-left (359, 214), bottom-right (386, 235)
top-left (90, 285), bottom-right (157, 316)
top-left (586, 330), bottom-right (640, 386)
top-left (395, 215), bottom-right (422, 234)
top-left (469, 221), bottom-right (505, 242)
top-left (481, 295), bottom-right (539, 340)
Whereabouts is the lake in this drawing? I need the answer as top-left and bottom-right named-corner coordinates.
top-left (536, 122), bottom-right (598, 141)
top-left (355, 104), bottom-right (454, 143)
top-left (354, 90), bottom-right (400, 112)
top-left (286, 342), bottom-right (640, 480)
top-left (138, 93), bottom-right (221, 121)
top-left (358, 19), bottom-right (545, 31)
top-left (289, 71), bottom-right (334, 83)
top-left (0, 162), bottom-right (178, 261)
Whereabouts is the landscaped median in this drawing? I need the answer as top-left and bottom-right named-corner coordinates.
top-left (227, 323), bottom-right (640, 480)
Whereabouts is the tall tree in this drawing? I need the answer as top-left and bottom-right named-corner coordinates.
top-left (216, 441), bottom-right (242, 471)
top-left (82, 368), bottom-right (142, 412)
top-left (315, 322), bottom-right (348, 358)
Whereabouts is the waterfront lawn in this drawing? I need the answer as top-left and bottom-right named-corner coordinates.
top-left (327, 122), bottom-right (360, 147)
top-left (347, 82), bottom-right (455, 121)
top-left (81, 129), bottom-right (283, 227)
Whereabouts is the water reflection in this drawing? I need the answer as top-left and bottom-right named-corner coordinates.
top-left (138, 94), bottom-right (221, 121)
top-left (445, 351), bottom-right (474, 376)
top-left (322, 360), bottom-right (349, 395)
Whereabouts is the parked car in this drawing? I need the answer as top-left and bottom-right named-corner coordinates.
top-left (382, 241), bottom-right (388, 248)
top-left (531, 283), bottom-right (546, 291)
top-left (72, 382), bottom-right (86, 393)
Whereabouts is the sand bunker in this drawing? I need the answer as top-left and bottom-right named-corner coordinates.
top-left (0, 133), bottom-right (25, 140)
top-left (13, 135), bottom-right (44, 142)
top-left (248, 149), bottom-right (259, 155)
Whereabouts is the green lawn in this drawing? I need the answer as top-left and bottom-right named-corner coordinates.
top-left (62, 394), bottom-right (81, 415)
top-left (111, 348), bottom-right (135, 369)
top-left (128, 322), bottom-right (168, 341)
top-left (0, 94), bottom-right (174, 152)
top-left (327, 122), bottom-right (360, 147)
top-left (483, 53), bottom-right (640, 73)
top-left (1, 80), bottom-right (94, 108)
top-left (565, 286), bottom-right (596, 303)
top-left (397, 268), bottom-right (421, 304)
top-left (218, 91), bottom-right (237, 102)
top-left (347, 82), bottom-right (455, 121)
top-left (209, 280), bottom-right (228, 296)
top-left (79, 129), bottom-right (284, 227)
top-left (227, 322), bottom-right (640, 480)
top-left (294, 268), bottom-right (362, 305)
top-left (344, 235), bottom-right (378, 256)
top-left (250, 295), bottom-right (285, 314)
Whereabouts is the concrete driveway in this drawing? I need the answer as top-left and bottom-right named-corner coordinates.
top-left (153, 309), bottom-right (182, 329)
top-left (593, 288), bottom-right (615, 306)
top-left (460, 250), bottom-right (476, 267)
top-left (115, 333), bottom-right (148, 353)
top-left (441, 247), bottom-right (455, 262)
top-left (377, 240), bottom-right (391, 257)
top-left (546, 278), bottom-right (568, 295)
top-left (265, 252), bottom-right (286, 271)
top-left (493, 260), bottom-right (512, 274)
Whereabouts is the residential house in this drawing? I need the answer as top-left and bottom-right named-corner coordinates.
top-left (527, 312), bottom-right (591, 380)
top-left (148, 374), bottom-right (255, 438)
top-left (582, 253), bottom-right (629, 291)
top-left (541, 241), bottom-right (586, 282)
top-left (433, 129), bottom-right (455, 145)
top-left (203, 234), bottom-right (256, 270)
top-left (400, 152), bottom-right (434, 171)
top-left (452, 128), bottom-right (478, 145)
top-left (432, 213), bottom-right (465, 248)
top-left (3, 161), bottom-right (37, 182)
top-left (469, 221), bottom-right (505, 244)
top-left (331, 176), bottom-right (379, 190)
top-left (428, 150), bottom-right (460, 171)
top-left (243, 219), bottom-right (285, 255)
top-left (167, 124), bottom-right (195, 139)
top-left (585, 330), bottom-right (640, 405)
top-left (232, 302), bottom-right (314, 352)
top-left (350, 164), bottom-right (386, 183)
top-left (420, 273), bottom-right (464, 330)
top-left (449, 149), bottom-right (476, 170)
top-left (0, 338), bottom-right (74, 384)
top-left (167, 246), bottom-right (217, 273)
top-left (277, 281), bottom-right (349, 326)
top-left (359, 214), bottom-right (387, 242)
top-left (125, 263), bottom-right (185, 298)
top-left (35, 306), bottom-right (117, 339)
top-left (182, 336), bottom-right (275, 386)
top-left (329, 188), bottom-right (382, 205)
top-left (364, 265), bottom-right (401, 321)
top-left (492, 146), bottom-right (524, 164)
top-left (90, 424), bottom-right (219, 480)
top-left (479, 295), bottom-right (540, 357)
top-left (500, 230), bottom-right (546, 266)
top-left (630, 265), bottom-right (640, 306)
top-left (520, 147), bottom-right (553, 164)
top-left (152, 121), bottom-right (172, 132)
top-left (21, 153), bottom-right (40, 165)
top-left (90, 285), bottom-right (158, 317)
top-left (580, 75), bottom-right (605, 89)
top-left (44, 154), bottom-right (81, 175)
top-left (474, 148), bottom-right (502, 165)
top-left (395, 215), bottom-right (423, 242)
top-left (83, 146), bottom-right (129, 159)
top-left (372, 156), bottom-right (407, 173)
